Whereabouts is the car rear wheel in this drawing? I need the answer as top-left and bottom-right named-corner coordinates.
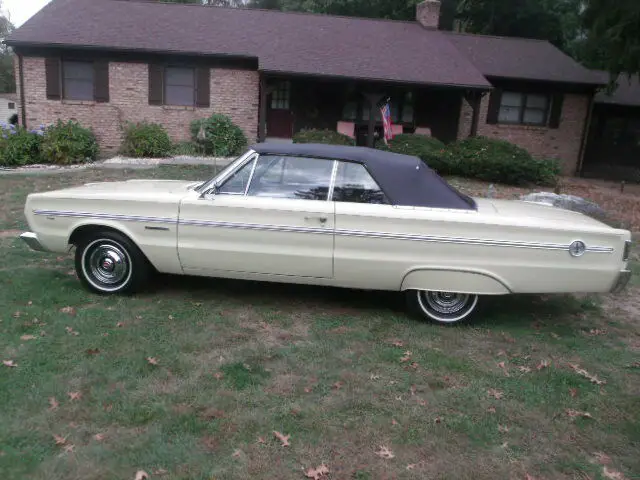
top-left (75, 231), bottom-right (149, 294)
top-left (406, 290), bottom-right (479, 324)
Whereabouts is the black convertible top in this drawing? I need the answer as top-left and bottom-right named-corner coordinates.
top-left (251, 143), bottom-right (475, 210)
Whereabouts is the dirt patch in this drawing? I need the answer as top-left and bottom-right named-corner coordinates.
top-left (0, 230), bottom-right (21, 238)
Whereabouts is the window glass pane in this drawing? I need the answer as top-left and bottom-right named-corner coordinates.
top-left (165, 85), bottom-right (194, 106)
top-left (270, 81), bottom-right (290, 110)
top-left (402, 104), bottom-right (414, 123)
top-left (166, 67), bottom-right (194, 87)
top-left (526, 94), bottom-right (548, 109)
top-left (342, 101), bottom-right (357, 121)
top-left (523, 108), bottom-right (546, 125)
top-left (500, 92), bottom-right (524, 108)
top-left (64, 61), bottom-right (93, 81)
top-left (218, 158), bottom-right (255, 194)
top-left (64, 79), bottom-right (94, 101)
top-left (498, 106), bottom-right (520, 123)
top-left (362, 103), bottom-right (382, 121)
top-left (332, 162), bottom-right (387, 204)
top-left (248, 155), bottom-right (333, 200)
top-left (390, 101), bottom-right (400, 123)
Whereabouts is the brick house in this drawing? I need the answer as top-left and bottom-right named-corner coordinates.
top-left (6, 0), bottom-right (604, 174)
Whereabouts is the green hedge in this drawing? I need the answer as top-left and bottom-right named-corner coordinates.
top-left (293, 129), bottom-right (355, 146)
top-left (190, 114), bottom-right (247, 157)
top-left (0, 125), bottom-right (43, 166)
top-left (445, 136), bottom-right (560, 186)
top-left (40, 120), bottom-right (99, 165)
top-left (121, 122), bottom-right (172, 158)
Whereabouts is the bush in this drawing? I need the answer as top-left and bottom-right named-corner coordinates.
top-left (0, 124), bottom-right (43, 166)
top-left (292, 129), bottom-right (355, 146)
top-left (446, 136), bottom-right (560, 186)
top-left (190, 114), bottom-right (247, 157)
top-left (172, 141), bottom-right (203, 156)
top-left (121, 122), bottom-right (172, 158)
top-left (377, 134), bottom-right (451, 173)
top-left (41, 120), bottom-right (99, 165)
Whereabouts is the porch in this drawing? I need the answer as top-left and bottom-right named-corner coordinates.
top-left (258, 75), bottom-right (483, 147)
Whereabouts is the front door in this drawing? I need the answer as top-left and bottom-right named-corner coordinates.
top-left (266, 81), bottom-right (293, 138)
top-left (178, 154), bottom-right (336, 278)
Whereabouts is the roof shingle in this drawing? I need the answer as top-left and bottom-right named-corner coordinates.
top-left (596, 74), bottom-right (640, 107)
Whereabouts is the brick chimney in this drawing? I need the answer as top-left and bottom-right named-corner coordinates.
top-left (416, 0), bottom-right (442, 29)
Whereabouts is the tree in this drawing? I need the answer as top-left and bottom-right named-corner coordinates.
top-left (0, 1), bottom-right (15, 93)
top-left (581, 0), bottom-right (640, 78)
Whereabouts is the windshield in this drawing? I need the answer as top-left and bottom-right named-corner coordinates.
top-left (194, 151), bottom-right (254, 193)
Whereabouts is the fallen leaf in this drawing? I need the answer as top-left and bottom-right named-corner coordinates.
top-left (406, 362), bottom-right (419, 370)
top-left (586, 328), bottom-right (607, 336)
top-left (2, 360), bottom-right (17, 368)
top-left (399, 355), bottom-right (411, 363)
top-left (304, 386), bottom-right (313, 393)
top-left (63, 444), bottom-right (75, 454)
top-left (593, 452), bottom-right (611, 465)
top-left (566, 409), bottom-right (593, 419)
top-left (146, 357), bottom-right (159, 366)
top-left (152, 468), bottom-right (168, 475)
top-left (501, 332), bottom-right (516, 343)
top-left (86, 348), bottom-right (100, 355)
top-left (518, 366), bottom-right (532, 373)
top-left (257, 436), bottom-right (266, 444)
top-left (67, 391), bottom-right (82, 401)
top-left (273, 431), bottom-right (290, 447)
top-left (434, 416), bottom-right (443, 424)
top-left (536, 359), bottom-right (550, 370)
top-left (498, 424), bottom-right (510, 433)
top-left (213, 372), bottom-right (223, 380)
top-left (487, 388), bottom-right (504, 400)
top-left (417, 398), bottom-right (427, 406)
top-left (104, 403), bottom-right (113, 412)
top-left (603, 466), bottom-right (626, 479)
top-left (550, 332), bottom-right (560, 339)
top-left (116, 322), bottom-right (125, 328)
top-left (27, 301), bottom-right (33, 306)
top-left (53, 434), bottom-right (67, 445)
top-left (12, 311), bottom-right (21, 318)
top-left (134, 471), bottom-right (149, 480)
top-left (304, 464), bottom-right (330, 479)
top-left (332, 381), bottom-right (343, 390)
top-left (391, 340), bottom-right (404, 347)
top-left (369, 374), bottom-right (380, 380)
top-left (496, 349), bottom-right (507, 357)
top-left (486, 406), bottom-right (496, 413)
top-left (60, 306), bottom-right (76, 316)
top-left (135, 315), bottom-right (143, 320)
top-left (497, 361), bottom-right (510, 376)
top-left (20, 334), bottom-right (36, 341)
top-left (409, 384), bottom-right (417, 396)
top-left (525, 474), bottom-right (537, 480)
top-left (406, 461), bottom-right (424, 471)
top-left (391, 418), bottom-right (398, 425)
top-left (232, 449), bottom-right (242, 458)
top-left (65, 326), bottom-right (79, 336)
top-left (375, 445), bottom-right (395, 459)
top-left (93, 433), bottom-right (105, 441)
top-left (501, 441), bottom-right (509, 448)
top-left (569, 363), bottom-right (606, 385)
top-left (40, 330), bottom-right (46, 337)
top-left (168, 315), bottom-right (174, 320)
top-left (48, 397), bottom-right (59, 410)
top-left (569, 388), bottom-right (578, 398)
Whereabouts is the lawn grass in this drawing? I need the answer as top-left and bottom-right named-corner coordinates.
top-left (1, 167), bottom-right (639, 479)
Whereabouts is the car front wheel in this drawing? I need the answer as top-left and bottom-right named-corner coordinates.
top-left (75, 231), bottom-right (149, 294)
top-left (406, 290), bottom-right (479, 324)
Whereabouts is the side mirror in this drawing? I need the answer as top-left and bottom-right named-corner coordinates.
top-left (199, 182), bottom-right (218, 199)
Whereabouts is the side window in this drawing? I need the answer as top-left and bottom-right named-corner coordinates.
top-left (217, 158), bottom-right (255, 194)
top-left (332, 162), bottom-right (387, 204)
top-left (247, 155), bottom-right (333, 201)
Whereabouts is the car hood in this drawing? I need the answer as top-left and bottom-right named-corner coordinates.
top-left (32, 179), bottom-right (200, 201)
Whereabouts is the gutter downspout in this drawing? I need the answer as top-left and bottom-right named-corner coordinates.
top-left (575, 90), bottom-right (595, 177)
top-left (18, 53), bottom-right (27, 129)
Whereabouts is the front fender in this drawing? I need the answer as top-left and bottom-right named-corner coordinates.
top-left (401, 268), bottom-right (511, 295)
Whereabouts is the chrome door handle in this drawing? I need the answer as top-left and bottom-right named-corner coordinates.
top-left (305, 216), bottom-right (328, 224)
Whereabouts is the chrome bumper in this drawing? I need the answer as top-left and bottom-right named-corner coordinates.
top-left (19, 232), bottom-right (48, 252)
top-left (611, 270), bottom-right (632, 294)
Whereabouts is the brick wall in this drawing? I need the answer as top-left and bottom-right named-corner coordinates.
top-left (458, 93), bottom-right (591, 175)
top-left (17, 56), bottom-right (259, 153)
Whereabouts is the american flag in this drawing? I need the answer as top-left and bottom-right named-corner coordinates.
top-left (380, 101), bottom-right (394, 144)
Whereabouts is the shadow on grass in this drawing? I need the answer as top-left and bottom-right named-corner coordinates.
top-left (148, 273), bottom-right (590, 327)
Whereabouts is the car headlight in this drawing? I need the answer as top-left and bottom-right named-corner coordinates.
top-left (569, 240), bottom-right (586, 257)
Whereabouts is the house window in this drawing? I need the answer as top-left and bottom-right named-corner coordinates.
top-left (164, 67), bottom-right (196, 106)
top-left (8, 102), bottom-right (15, 110)
top-left (498, 92), bottom-right (550, 126)
top-left (271, 81), bottom-right (290, 110)
top-left (62, 60), bottom-right (94, 101)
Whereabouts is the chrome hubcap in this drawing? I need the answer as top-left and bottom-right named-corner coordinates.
top-left (88, 244), bottom-right (129, 285)
top-left (423, 291), bottom-right (470, 315)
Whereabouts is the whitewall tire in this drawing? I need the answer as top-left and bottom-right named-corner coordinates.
top-left (407, 290), bottom-right (479, 324)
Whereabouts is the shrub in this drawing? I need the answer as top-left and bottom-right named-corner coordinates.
top-left (377, 134), bottom-right (451, 173)
top-left (172, 141), bottom-right (203, 156)
top-left (292, 129), bottom-right (355, 146)
top-left (446, 136), bottom-right (560, 186)
top-left (121, 122), bottom-right (172, 158)
top-left (41, 120), bottom-right (99, 165)
top-left (0, 124), bottom-right (43, 166)
top-left (190, 114), bottom-right (247, 157)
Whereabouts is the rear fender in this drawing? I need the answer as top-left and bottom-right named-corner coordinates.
top-left (401, 268), bottom-right (511, 295)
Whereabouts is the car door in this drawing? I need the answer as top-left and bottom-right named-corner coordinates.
top-left (178, 154), bottom-right (336, 278)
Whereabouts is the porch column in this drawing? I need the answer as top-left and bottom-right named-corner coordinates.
top-left (466, 90), bottom-right (483, 137)
top-left (258, 74), bottom-right (267, 142)
top-left (363, 93), bottom-right (384, 148)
